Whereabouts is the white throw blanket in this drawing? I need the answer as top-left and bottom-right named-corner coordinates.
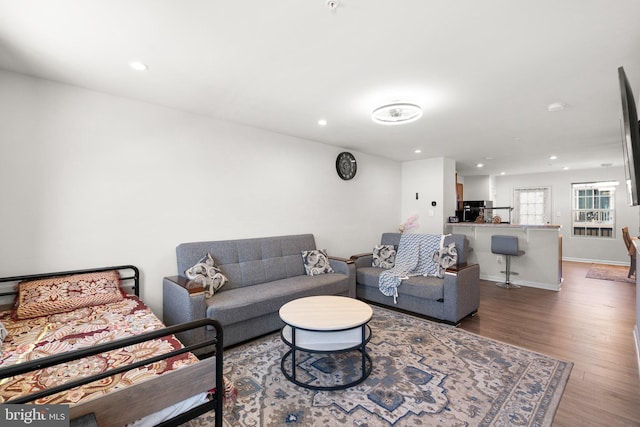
top-left (379, 233), bottom-right (445, 303)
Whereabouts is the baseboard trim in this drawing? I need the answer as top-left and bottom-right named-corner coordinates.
top-left (634, 326), bottom-right (640, 381)
top-left (562, 257), bottom-right (627, 266)
top-left (479, 274), bottom-right (561, 291)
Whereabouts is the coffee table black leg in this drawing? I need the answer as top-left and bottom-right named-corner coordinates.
top-left (291, 326), bottom-right (297, 381)
top-left (280, 323), bottom-right (372, 391)
top-left (361, 324), bottom-right (366, 375)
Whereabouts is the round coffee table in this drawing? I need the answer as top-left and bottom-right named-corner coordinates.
top-left (279, 295), bottom-right (373, 390)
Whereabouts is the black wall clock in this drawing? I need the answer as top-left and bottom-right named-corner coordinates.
top-left (336, 152), bottom-right (357, 180)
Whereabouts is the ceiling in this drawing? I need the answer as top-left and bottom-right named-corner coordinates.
top-left (1, 0), bottom-right (640, 176)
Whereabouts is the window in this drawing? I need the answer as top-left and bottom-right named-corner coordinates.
top-left (572, 182), bottom-right (616, 238)
top-left (513, 187), bottom-right (551, 225)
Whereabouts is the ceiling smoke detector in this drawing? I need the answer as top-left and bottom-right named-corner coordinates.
top-left (371, 103), bottom-right (423, 125)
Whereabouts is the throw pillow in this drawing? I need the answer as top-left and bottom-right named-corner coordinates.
top-left (372, 244), bottom-right (396, 269)
top-left (432, 242), bottom-right (458, 278)
top-left (185, 253), bottom-right (228, 298)
top-left (15, 270), bottom-right (124, 320)
top-left (301, 249), bottom-right (335, 276)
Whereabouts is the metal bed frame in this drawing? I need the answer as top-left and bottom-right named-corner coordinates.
top-left (0, 265), bottom-right (223, 427)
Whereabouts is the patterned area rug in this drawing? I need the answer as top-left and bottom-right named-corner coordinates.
top-left (184, 306), bottom-right (572, 427)
top-left (585, 263), bottom-right (636, 284)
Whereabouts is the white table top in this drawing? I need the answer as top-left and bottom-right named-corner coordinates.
top-left (279, 296), bottom-right (372, 331)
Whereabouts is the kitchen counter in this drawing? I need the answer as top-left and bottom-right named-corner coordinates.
top-left (447, 223), bottom-right (561, 229)
top-left (446, 223), bottom-right (562, 290)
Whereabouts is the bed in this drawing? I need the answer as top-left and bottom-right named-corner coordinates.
top-left (0, 265), bottom-right (226, 427)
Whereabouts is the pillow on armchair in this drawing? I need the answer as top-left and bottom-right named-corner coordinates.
top-left (372, 244), bottom-right (396, 269)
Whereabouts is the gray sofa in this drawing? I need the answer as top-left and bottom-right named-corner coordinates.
top-left (163, 234), bottom-right (355, 348)
top-left (352, 232), bottom-right (480, 325)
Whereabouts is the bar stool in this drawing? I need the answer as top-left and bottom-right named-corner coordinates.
top-left (491, 235), bottom-right (525, 289)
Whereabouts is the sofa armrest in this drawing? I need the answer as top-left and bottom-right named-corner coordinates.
top-left (328, 256), bottom-right (356, 298)
top-left (445, 262), bottom-right (468, 272)
top-left (162, 276), bottom-right (207, 327)
top-left (349, 253), bottom-right (373, 269)
top-left (442, 264), bottom-right (480, 324)
top-left (164, 275), bottom-right (206, 294)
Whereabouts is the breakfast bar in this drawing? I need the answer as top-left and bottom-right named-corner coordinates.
top-left (445, 223), bottom-right (562, 291)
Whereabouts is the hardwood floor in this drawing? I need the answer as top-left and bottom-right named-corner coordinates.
top-left (458, 261), bottom-right (640, 426)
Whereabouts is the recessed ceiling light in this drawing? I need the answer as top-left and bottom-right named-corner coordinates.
top-left (326, 0), bottom-right (339, 10)
top-left (129, 61), bottom-right (148, 71)
top-left (371, 103), bottom-right (423, 125)
top-left (414, 149), bottom-right (422, 154)
top-left (477, 163), bottom-right (484, 168)
top-left (318, 119), bottom-right (328, 126)
top-left (549, 155), bottom-right (558, 160)
top-left (500, 171), bottom-right (506, 175)
top-left (563, 166), bottom-right (569, 170)
top-left (547, 102), bottom-right (566, 112)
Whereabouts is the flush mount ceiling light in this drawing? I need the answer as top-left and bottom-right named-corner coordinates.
top-left (547, 102), bottom-right (566, 112)
top-left (129, 61), bottom-right (148, 71)
top-left (371, 103), bottom-right (423, 125)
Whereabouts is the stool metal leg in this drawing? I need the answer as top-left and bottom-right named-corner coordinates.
top-left (496, 255), bottom-right (520, 289)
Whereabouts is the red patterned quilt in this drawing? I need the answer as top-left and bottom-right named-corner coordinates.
top-left (0, 296), bottom-right (199, 405)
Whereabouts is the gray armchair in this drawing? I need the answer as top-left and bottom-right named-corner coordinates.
top-left (351, 233), bottom-right (479, 325)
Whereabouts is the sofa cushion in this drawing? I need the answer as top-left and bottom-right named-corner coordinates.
top-left (356, 266), bottom-right (444, 301)
top-left (372, 244), bottom-right (396, 269)
top-left (205, 273), bottom-right (349, 325)
top-left (301, 249), bottom-right (335, 276)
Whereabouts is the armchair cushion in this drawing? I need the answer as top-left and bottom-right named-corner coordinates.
top-left (356, 266), bottom-right (445, 300)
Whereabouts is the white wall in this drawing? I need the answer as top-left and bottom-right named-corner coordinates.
top-left (401, 157), bottom-right (456, 234)
top-left (493, 167), bottom-right (640, 264)
top-left (0, 70), bottom-right (401, 316)
top-left (462, 175), bottom-right (491, 201)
